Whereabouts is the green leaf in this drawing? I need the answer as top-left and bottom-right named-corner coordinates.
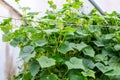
top-left (20, 51), bottom-right (36, 62)
top-left (15, 0), bottom-right (20, 3)
top-left (27, 12), bottom-right (39, 16)
top-left (70, 74), bottom-right (87, 80)
top-left (35, 39), bottom-right (48, 46)
top-left (83, 46), bottom-right (95, 57)
top-left (48, 0), bottom-right (56, 9)
top-left (93, 41), bottom-right (104, 47)
top-left (47, 74), bottom-right (58, 80)
top-left (23, 46), bottom-right (34, 53)
top-left (48, 0), bottom-right (53, 5)
top-left (10, 37), bottom-right (20, 47)
top-left (95, 63), bottom-right (112, 73)
top-left (65, 57), bottom-right (85, 70)
top-left (21, 7), bottom-right (30, 10)
top-left (89, 25), bottom-right (101, 33)
top-left (41, 74), bottom-right (58, 80)
top-left (37, 56), bottom-right (56, 68)
top-left (29, 61), bottom-right (40, 76)
top-left (53, 56), bottom-right (64, 63)
top-left (73, 42), bottom-right (88, 51)
top-left (0, 24), bottom-right (13, 33)
top-left (2, 33), bottom-right (13, 42)
top-left (72, 2), bottom-right (81, 9)
top-left (50, 4), bottom-right (57, 9)
top-left (24, 27), bottom-right (37, 33)
top-left (44, 29), bottom-right (58, 34)
top-left (114, 44), bottom-right (120, 51)
top-left (23, 72), bottom-right (31, 80)
top-left (58, 41), bottom-right (73, 54)
top-left (105, 69), bottom-right (120, 76)
top-left (3, 18), bottom-right (12, 24)
top-left (69, 70), bottom-right (87, 80)
top-left (104, 34), bottom-right (115, 40)
top-left (64, 26), bottom-right (76, 32)
top-left (83, 59), bottom-right (95, 69)
top-left (81, 69), bottom-right (95, 79)
top-left (10, 40), bottom-right (19, 47)
top-left (106, 56), bottom-right (120, 76)
top-left (65, 31), bottom-right (74, 36)
top-left (108, 56), bottom-right (120, 69)
top-left (95, 49), bottom-right (108, 62)
top-left (77, 31), bottom-right (89, 37)
top-left (20, 46), bottom-right (35, 62)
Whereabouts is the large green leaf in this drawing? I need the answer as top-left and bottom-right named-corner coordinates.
top-left (10, 38), bottom-right (20, 47)
top-left (58, 41), bottom-right (73, 54)
top-left (23, 46), bottom-right (34, 53)
top-left (35, 39), bottom-right (48, 46)
top-left (83, 46), bottom-right (95, 57)
top-left (20, 51), bottom-right (36, 62)
top-left (20, 46), bottom-right (35, 62)
top-left (93, 41), bottom-right (104, 47)
top-left (108, 56), bottom-right (120, 73)
top-left (72, 42), bottom-right (88, 51)
top-left (37, 56), bottom-right (56, 68)
top-left (89, 25), bottom-right (101, 34)
top-left (95, 63), bottom-right (112, 73)
top-left (95, 50), bottom-right (108, 62)
top-left (105, 69), bottom-right (120, 76)
top-left (104, 34), bottom-right (115, 40)
top-left (76, 31), bottom-right (89, 37)
top-left (24, 27), bottom-right (37, 33)
top-left (44, 29), bottom-right (58, 34)
top-left (105, 56), bottom-right (120, 76)
top-left (0, 18), bottom-right (12, 33)
top-left (65, 57), bottom-right (85, 70)
top-left (64, 26), bottom-right (76, 32)
top-left (10, 37), bottom-right (25, 47)
top-left (29, 61), bottom-right (40, 76)
top-left (83, 58), bottom-right (95, 69)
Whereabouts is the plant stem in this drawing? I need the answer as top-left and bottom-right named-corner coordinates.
top-left (63, 70), bottom-right (69, 78)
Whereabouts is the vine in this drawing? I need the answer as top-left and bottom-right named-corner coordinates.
top-left (1, 0), bottom-right (120, 80)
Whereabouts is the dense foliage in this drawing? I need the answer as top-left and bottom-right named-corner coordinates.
top-left (1, 0), bottom-right (120, 80)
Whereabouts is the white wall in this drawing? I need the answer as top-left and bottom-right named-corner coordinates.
top-left (94, 0), bottom-right (120, 13)
top-left (0, 5), bottom-right (9, 80)
top-left (0, 3), bottom-right (20, 80)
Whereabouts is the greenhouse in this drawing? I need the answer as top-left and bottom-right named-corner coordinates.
top-left (0, 0), bottom-right (120, 80)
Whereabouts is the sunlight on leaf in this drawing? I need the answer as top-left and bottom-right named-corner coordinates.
top-left (83, 46), bottom-right (95, 57)
top-left (37, 56), bottom-right (56, 68)
top-left (82, 69), bottom-right (95, 79)
top-left (58, 41), bottom-right (73, 54)
top-left (65, 57), bottom-right (85, 70)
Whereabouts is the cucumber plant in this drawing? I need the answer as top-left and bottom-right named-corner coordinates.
top-left (1, 0), bottom-right (120, 80)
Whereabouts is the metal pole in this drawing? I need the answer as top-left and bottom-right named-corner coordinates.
top-left (89, 0), bottom-right (104, 15)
